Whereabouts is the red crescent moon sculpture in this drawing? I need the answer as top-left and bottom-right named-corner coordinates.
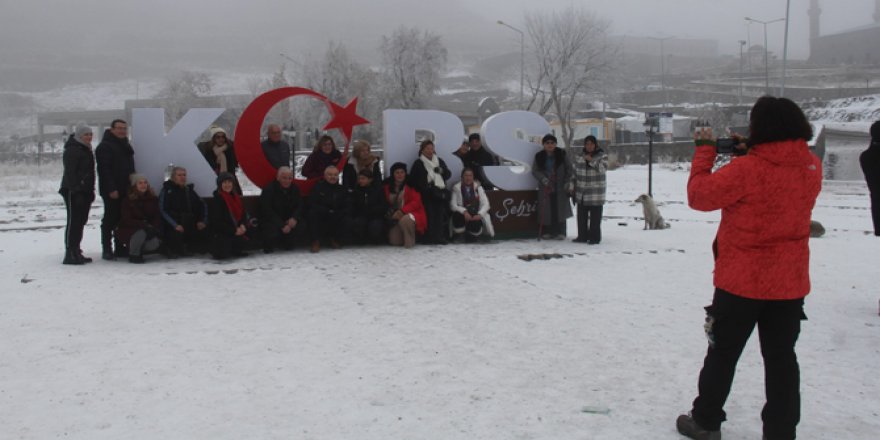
top-left (234, 87), bottom-right (370, 194)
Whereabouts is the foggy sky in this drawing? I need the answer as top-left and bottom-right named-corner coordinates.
top-left (0, 0), bottom-right (876, 80)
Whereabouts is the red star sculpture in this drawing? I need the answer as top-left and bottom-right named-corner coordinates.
top-left (322, 97), bottom-right (370, 142)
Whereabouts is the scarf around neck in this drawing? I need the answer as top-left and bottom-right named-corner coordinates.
top-left (213, 143), bottom-right (229, 172)
top-left (419, 154), bottom-right (445, 189)
top-left (219, 190), bottom-right (243, 224)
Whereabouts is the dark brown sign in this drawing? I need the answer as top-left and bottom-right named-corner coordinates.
top-left (486, 190), bottom-right (539, 238)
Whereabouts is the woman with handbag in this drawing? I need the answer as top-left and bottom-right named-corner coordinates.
top-left (409, 140), bottom-right (451, 244)
top-left (383, 162), bottom-right (427, 248)
top-left (117, 174), bottom-right (162, 263)
top-left (449, 167), bottom-right (494, 242)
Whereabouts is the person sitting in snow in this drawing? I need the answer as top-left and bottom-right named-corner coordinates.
top-left (449, 167), bottom-right (494, 243)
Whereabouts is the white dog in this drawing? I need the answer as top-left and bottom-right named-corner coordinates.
top-left (634, 194), bottom-right (671, 230)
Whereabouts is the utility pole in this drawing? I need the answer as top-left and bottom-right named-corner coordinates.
top-left (739, 40), bottom-right (747, 103)
top-left (745, 17), bottom-right (785, 95)
top-left (497, 20), bottom-right (525, 110)
top-left (648, 36), bottom-right (673, 109)
top-left (781, 0), bottom-right (792, 97)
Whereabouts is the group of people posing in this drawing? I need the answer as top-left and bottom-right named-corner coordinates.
top-left (66, 123), bottom-right (620, 264)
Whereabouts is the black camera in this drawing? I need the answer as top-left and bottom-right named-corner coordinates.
top-left (716, 137), bottom-right (748, 156)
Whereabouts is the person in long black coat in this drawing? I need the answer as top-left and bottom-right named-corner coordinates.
top-left (307, 166), bottom-right (351, 252)
top-left (59, 125), bottom-right (96, 265)
top-left (95, 119), bottom-right (136, 259)
top-left (350, 169), bottom-right (387, 244)
top-left (409, 140), bottom-right (452, 244)
top-left (532, 133), bottom-right (573, 239)
top-left (259, 166), bottom-right (303, 253)
top-left (861, 120), bottom-right (880, 236)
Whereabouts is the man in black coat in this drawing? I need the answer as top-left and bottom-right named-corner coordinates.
top-left (95, 119), bottom-right (136, 259)
top-left (259, 166), bottom-right (303, 253)
top-left (59, 125), bottom-right (96, 265)
top-left (307, 166), bottom-right (351, 252)
top-left (455, 133), bottom-right (499, 189)
top-left (861, 120), bottom-right (880, 236)
top-left (158, 166), bottom-right (208, 257)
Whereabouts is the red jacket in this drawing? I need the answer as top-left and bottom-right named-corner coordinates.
top-left (384, 183), bottom-right (427, 234)
top-left (688, 139), bottom-right (822, 300)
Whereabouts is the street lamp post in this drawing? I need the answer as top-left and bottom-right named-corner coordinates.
top-left (780, 0), bottom-right (792, 97)
top-left (644, 114), bottom-right (659, 197)
top-left (745, 17), bottom-right (785, 95)
top-left (497, 20), bottom-right (525, 110)
top-left (648, 36), bottom-right (673, 109)
top-left (739, 40), bottom-right (747, 103)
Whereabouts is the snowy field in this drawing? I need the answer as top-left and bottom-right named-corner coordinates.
top-left (0, 163), bottom-right (878, 440)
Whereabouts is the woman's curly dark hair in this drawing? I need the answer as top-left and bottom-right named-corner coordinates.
top-left (748, 96), bottom-right (813, 146)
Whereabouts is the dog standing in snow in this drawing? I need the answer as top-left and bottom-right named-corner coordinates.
top-left (634, 194), bottom-right (671, 230)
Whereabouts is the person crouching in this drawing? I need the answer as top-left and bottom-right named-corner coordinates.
top-left (450, 167), bottom-right (494, 242)
top-left (307, 166), bottom-right (351, 253)
top-left (209, 172), bottom-right (252, 259)
top-left (117, 174), bottom-right (162, 263)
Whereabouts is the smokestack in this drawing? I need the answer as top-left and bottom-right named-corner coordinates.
top-left (809, 0), bottom-right (821, 40)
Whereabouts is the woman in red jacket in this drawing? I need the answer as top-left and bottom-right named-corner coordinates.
top-left (383, 162), bottom-right (426, 248)
top-left (677, 96), bottom-right (822, 440)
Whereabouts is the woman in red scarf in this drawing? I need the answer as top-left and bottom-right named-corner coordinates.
top-left (208, 172), bottom-right (251, 259)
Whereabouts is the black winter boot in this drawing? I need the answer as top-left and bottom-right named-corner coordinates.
top-left (63, 250), bottom-right (84, 265)
top-left (676, 414), bottom-right (721, 440)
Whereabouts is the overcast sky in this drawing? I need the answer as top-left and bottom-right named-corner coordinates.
top-left (0, 0), bottom-right (876, 77)
top-left (480, 0), bottom-right (877, 58)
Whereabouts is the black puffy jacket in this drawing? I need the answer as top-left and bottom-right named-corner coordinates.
top-left (59, 134), bottom-right (95, 195)
top-left (95, 129), bottom-right (136, 198)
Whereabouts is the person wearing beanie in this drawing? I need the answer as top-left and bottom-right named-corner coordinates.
top-left (532, 133), bottom-right (572, 240)
top-left (860, 120), bottom-right (880, 236)
top-left (383, 162), bottom-right (426, 248)
top-left (95, 119), bottom-right (136, 260)
top-left (59, 124), bottom-right (96, 264)
top-left (208, 171), bottom-right (251, 259)
top-left (198, 125), bottom-right (240, 190)
top-left (117, 174), bottom-right (162, 263)
top-left (455, 132), bottom-right (499, 190)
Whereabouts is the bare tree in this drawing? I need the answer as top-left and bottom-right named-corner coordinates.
top-left (524, 6), bottom-right (617, 148)
top-left (297, 41), bottom-right (380, 141)
top-left (154, 70), bottom-right (213, 124)
top-left (379, 26), bottom-right (448, 109)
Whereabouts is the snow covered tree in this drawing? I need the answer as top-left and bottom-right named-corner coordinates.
top-left (154, 71), bottom-right (214, 125)
top-left (378, 26), bottom-right (447, 109)
top-left (524, 6), bottom-right (617, 148)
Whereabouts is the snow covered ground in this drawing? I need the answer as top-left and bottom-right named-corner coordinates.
top-left (1, 163), bottom-right (878, 440)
